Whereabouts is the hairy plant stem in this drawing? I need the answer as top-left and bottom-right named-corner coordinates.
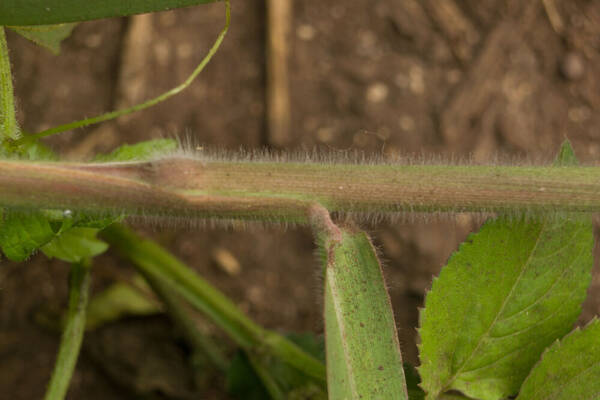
top-left (101, 224), bottom-right (326, 384)
top-left (2, 158), bottom-right (600, 220)
top-left (44, 260), bottom-right (91, 400)
top-left (0, 27), bottom-right (19, 141)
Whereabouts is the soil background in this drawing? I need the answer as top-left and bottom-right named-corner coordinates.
top-left (2, 0), bottom-right (600, 399)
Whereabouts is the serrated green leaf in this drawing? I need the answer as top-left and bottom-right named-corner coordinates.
top-left (517, 319), bottom-right (600, 400)
top-left (418, 141), bottom-right (593, 400)
top-left (8, 23), bottom-right (76, 54)
top-left (418, 216), bottom-right (593, 400)
top-left (0, 0), bottom-right (218, 25)
top-left (0, 210), bottom-right (55, 261)
top-left (41, 227), bottom-right (108, 263)
top-left (320, 227), bottom-right (408, 399)
top-left (93, 138), bottom-right (177, 162)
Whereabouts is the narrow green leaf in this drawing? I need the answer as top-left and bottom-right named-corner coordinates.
top-left (318, 222), bottom-right (408, 399)
top-left (93, 138), bottom-right (177, 162)
top-left (8, 23), bottom-right (76, 54)
top-left (0, 0), bottom-right (218, 26)
top-left (101, 223), bottom-right (326, 386)
top-left (41, 227), bottom-right (108, 263)
top-left (517, 319), bottom-right (600, 400)
top-left (418, 141), bottom-right (593, 400)
top-left (0, 210), bottom-right (55, 261)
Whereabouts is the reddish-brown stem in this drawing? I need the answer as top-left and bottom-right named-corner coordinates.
top-left (2, 157), bottom-right (600, 222)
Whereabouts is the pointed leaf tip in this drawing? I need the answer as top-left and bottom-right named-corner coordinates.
top-left (553, 139), bottom-right (578, 166)
top-left (9, 23), bottom-right (77, 54)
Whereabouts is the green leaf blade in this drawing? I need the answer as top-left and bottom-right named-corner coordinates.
top-left (41, 227), bottom-right (108, 263)
top-left (418, 215), bottom-right (593, 400)
top-left (8, 23), bottom-right (76, 54)
top-left (0, 0), bottom-right (218, 26)
top-left (418, 140), bottom-right (593, 400)
top-left (321, 226), bottom-right (408, 399)
top-left (0, 210), bottom-right (55, 261)
top-left (517, 319), bottom-right (600, 400)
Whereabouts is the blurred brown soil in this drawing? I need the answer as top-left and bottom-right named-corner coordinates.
top-left (2, 0), bottom-right (600, 398)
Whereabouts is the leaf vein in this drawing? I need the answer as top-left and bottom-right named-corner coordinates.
top-left (445, 220), bottom-right (547, 389)
top-left (496, 239), bottom-right (584, 325)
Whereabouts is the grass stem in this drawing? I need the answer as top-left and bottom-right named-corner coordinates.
top-left (44, 260), bottom-right (91, 400)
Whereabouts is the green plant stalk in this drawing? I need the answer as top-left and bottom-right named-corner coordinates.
top-left (3, 159), bottom-right (600, 221)
top-left (0, 0), bottom-right (219, 26)
top-left (44, 260), bottom-right (91, 400)
top-left (101, 223), bottom-right (326, 384)
top-left (16, 0), bottom-right (229, 144)
top-left (311, 205), bottom-right (407, 399)
top-left (0, 27), bottom-right (19, 141)
top-left (141, 267), bottom-right (229, 372)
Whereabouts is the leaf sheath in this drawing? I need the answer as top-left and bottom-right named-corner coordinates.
top-left (312, 206), bottom-right (408, 399)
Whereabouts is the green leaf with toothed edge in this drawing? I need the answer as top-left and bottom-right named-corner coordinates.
top-left (418, 140), bottom-right (593, 400)
top-left (41, 227), bottom-right (109, 263)
top-left (319, 225), bottom-right (408, 399)
top-left (0, 210), bottom-right (55, 261)
top-left (517, 319), bottom-right (600, 400)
